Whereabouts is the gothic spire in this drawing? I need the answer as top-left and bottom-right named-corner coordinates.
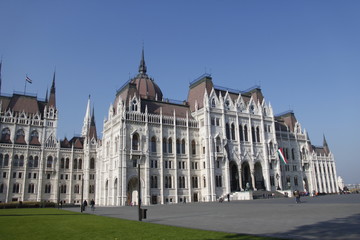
top-left (89, 106), bottom-right (97, 140)
top-left (138, 47), bottom-right (147, 75)
top-left (81, 95), bottom-right (91, 137)
top-left (48, 71), bottom-right (56, 107)
top-left (323, 134), bottom-right (330, 154)
top-left (45, 87), bottom-right (48, 102)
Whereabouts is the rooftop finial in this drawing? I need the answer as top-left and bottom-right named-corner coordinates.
top-left (138, 46), bottom-right (147, 75)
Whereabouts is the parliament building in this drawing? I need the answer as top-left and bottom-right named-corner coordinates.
top-left (0, 51), bottom-right (339, 205)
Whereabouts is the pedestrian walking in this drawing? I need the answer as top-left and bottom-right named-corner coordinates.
top-left (90, 199), bottom-right (95, 211)
top-left (294, 190), bottom-right (301, 203)
top-left (83, 200), bottom-right (88, 211)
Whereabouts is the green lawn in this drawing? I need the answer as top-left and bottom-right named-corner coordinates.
top-left (0, 208), bottom-right (280, 240)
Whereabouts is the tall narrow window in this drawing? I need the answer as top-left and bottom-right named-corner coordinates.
top-left (256, 126), bottom-right (260, 142)
top-left (244, 125), bottom-right (248, 141)
top-left (181, 139), bottom-right (186, 154)
top-left (168, 138), bottom-right (173, 154)
top-left (60, 158), bottom-right (65, 169)
top-left (176, 139), bottom-right (180, 154)
top-left (162, 138), bottom-right (167, 153)
top-left (231, 123), bottom-right (235, 140)
top-left (78, 159), bottom-right (82, 170)
top-left (19, 155), bottom-right (24, 167)
top-left (65, 158), bottom-right (70, 169)
top-left (216, 137), bottom-right (221, 152)
top-left (151, 136), bottom-right (157, 153)
top-left (73, 159), bottom-right (78, 169)
top-left (191, 140), bottom-right (196, 155)
top-left (90, 158), bottom-right (95, 169)
top-left (239, 125), bottom-right (244, 141)
top-left (132, 133), bottom-right (139, 150)
top-left (226, 123), bottom-right (230, 139)
top-left (251, 127), bottom-right (256, 142)
top-left (13, 155), bottom-right (19, 167)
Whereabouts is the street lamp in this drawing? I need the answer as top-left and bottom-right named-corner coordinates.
top-left (81, 173), bottom-right (84, 213)
top-left (138, 162), bottom-right (141, 221)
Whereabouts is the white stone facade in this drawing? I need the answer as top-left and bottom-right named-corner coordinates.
top-left (0, 56), bottom-right (339, 205)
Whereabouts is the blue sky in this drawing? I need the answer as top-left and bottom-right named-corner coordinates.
top-left (1, 1), bottom-right (359, 184)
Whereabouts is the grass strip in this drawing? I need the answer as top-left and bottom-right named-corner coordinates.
top-left (0, 208), bottom-right (281, 240)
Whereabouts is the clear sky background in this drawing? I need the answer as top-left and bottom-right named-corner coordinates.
top-left (1, 1), bottom-right (359, 184)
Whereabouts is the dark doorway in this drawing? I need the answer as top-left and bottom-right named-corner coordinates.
top-left (242, 162), bottom-right (251, 190)
top-left (230, 161), bottom-right (240, 192)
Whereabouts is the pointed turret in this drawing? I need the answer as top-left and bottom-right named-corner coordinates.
top-left (323, 134), bottom-right (330, 155)
top-left (48, 71), bottom-right (56, 107)
top-left (45, 88), bottom-right (48, 102)
top-left (89, 106), bottom-right (97, 140)
top-left (138, 47), bottom-right (147, 75)
top-left (81, 95), bottom-right (91, 137)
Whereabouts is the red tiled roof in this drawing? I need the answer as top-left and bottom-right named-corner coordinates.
top-left (141, 99), bottom-right (191, 119)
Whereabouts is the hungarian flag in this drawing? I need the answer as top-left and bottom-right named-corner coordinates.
top-left (277, 148), bottom-right (288, 164)
top-left (26, 76), bottom-right (32, 84)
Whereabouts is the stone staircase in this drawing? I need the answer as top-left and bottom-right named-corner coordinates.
top-left (252, 189), bottom-right (286, 199)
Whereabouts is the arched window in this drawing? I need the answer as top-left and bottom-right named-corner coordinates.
top-left (73, 159), bottom-right (78, 169)
top-left (203, 176), bottom-right (206, 188)
top-left (1, 128), bottom-right (11, 143)
top-left (0, 154), bottom-right (3, 167)
top-left (181, 139), bottom-right (186, 154)
top-left (132, 133), bottom-right (139, 150)
top-left (4, 154), bottom-right (9, 166)
top-left (239, 125), bottom-right (244, 141)
top-left (294, 176), bottom-right (298, 186)
top-left (211, 98), bottom-right (216, 108)
top-left (13, 183), bottom-right (20, 193)
top-left (191, 140), bottom-right (196, 155)
top-left (60, 184), bottom-right (66, 194)
top-left (90, 158), bottom-right (95, 169)
top-left (251, 126), bottom-right (256, 142)
top-left (78, 159), bottom-right (82, 170)
top-left (34, 156), bottom-right (39, 168)
top-left (162, 138), bottom-right (167, 153)
top-left (19, 155), bottom-right (24, 167)
top-left (0, 183), bottom-right (4, 193)
top-left (60, 158), bottom-right (65, 169)
top-left (151, 136), bottom-right (157, 153)
top-left (47, 156), bottom-right (53, 168)
top-left (269, 142), bottom-right (274, 155)
top-left (244, 125), bottom-right (248, 141)
top-left (13, 155), bottom-right (19, 167)
top-left (231, 123), bottom-right (235, 140)
top-left (291, 148), bottom-right (295, 160)
top-left (74, 184), bottom-right (80, 194)
top-left (28, 183), bottom-right (35, 193)
top-left (16, 129), bottom-right (26, 144)
top-left (165, 176), bottom-right (169, 188)
top-left (30, 130), bottom-right (40, 145)
top-left (176, 139), bottom-right (180, 154)
top-left (131, 99), bottom-right (138, 111)
top-left (216, 137), bottom-right (221, 152)
top-left (226, 123), bottom-right (230, 139)
top-left (65, 158), bottom-right (70, 169)
top-left (256, 126), bottom-right (260, 142)
top-left (168, 138), bottom-right (173, 154)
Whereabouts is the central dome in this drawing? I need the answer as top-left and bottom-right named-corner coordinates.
top-left (131, 49), bottom-right (163, 100)
top-left (131, 75), bottom-right (163, 100)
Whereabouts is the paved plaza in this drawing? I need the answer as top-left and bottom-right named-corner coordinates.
top-left (65, 194), bottom-right (360, 239)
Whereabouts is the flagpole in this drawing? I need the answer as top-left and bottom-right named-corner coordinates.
top-left (24, 75), bottom-right (27, 95)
